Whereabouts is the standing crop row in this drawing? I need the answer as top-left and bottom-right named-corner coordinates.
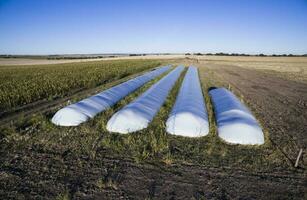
top-left (0, 60), bottom-right (161, 113)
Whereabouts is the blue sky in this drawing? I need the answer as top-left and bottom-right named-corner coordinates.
top-left (0, 0), bottom-right (306, 54)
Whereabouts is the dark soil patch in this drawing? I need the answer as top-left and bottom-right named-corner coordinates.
top-left (1, 149), bottom-right (305, 200)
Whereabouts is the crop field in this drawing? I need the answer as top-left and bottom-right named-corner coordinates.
top-left (0, 57), bottom-right (306, 199)
top-left (0, 60), bottom-right (161, 115)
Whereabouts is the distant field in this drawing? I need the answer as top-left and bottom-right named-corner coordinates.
top-left (195, 55), bottom-right (307, 82)
top-left (2, 55), bottom-right (306, 82)
top-left (0, 55), bottom-right (184, 66)
top-left (0, 57), bottom-right (306, 199)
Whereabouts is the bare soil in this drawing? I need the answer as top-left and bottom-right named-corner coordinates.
top-left (1, 149), bottom-right (305, 200)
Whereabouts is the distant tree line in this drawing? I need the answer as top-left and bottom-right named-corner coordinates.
top-left (128, 53), bottom-right (171, 56)
top-left (46, 56), bottom-right (110, 60)
top-left (128, 54), bottom-right (147, 56)
top-left (0, 55), bottom-right (116, 60)
top-left (1, 53), bottom-right (307, 59)
top-left (185, 52), bottom-right (307, 57)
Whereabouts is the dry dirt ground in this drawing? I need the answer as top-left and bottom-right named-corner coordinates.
top-left (1, 150), bottom-right (305, 199)
top-left (1, 57), bottom-right (307, 199)
top-left (196, 55), bottom-right (307, 82)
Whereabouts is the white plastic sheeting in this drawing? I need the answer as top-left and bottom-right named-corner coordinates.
top-left (51, 66), bottom-right (171, 126)
top-left (209, 88), bottom-right (264, 145)
top-left (166, 66), bottom-right (209, 137)
top-left (107, 66), bottom-right (185, 133)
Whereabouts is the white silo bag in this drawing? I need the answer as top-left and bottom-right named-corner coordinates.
top-left (52, 65), bottom-right (171, 126)
top-left (107, 66), bottom-right (185, 133)
top-left (209, 88), bottom-right (264, 145)
top-left (166, 66), bottom-right (209, 137)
